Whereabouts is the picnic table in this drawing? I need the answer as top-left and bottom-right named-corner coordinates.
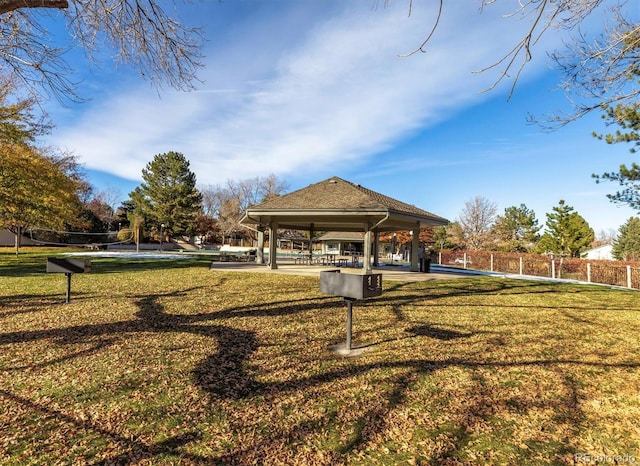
top-left (320, 255), bottom-right (357, 267)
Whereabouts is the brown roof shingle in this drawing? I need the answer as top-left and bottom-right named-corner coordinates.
top-left (254, 176), bottom-right (447, 222)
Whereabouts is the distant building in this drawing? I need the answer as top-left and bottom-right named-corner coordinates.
top-left (581, 244), bottom-right (614, 261)
top-left (316, 231), bottom-right (367, 256)
top-left (0, 229), bottom-right (38, 247)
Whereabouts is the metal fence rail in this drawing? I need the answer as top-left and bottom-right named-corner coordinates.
top-left (436, 250), bottom-right (640, 290)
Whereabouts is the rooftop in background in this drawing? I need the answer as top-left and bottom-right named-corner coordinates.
top-left (317, 231), bottom-right (366, 242)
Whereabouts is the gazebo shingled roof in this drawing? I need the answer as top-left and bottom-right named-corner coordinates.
top-left (240, 176), bottom-right (448, 233)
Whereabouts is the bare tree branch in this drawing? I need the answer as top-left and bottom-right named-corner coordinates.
top-left (0, 0), bottom-right (67, 15)
top-left (0, 0), bottom-right (205, 103)
top-left (395, 0), bottom-right (637, 125)
top-left (534, 11), bottom-right (639, 128)
top-left (397, 0), bottom-right (443, 57)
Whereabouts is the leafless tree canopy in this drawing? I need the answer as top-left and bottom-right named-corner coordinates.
top-left (546, 10), bottom-right (639, 126)
top-left (200, 174), bottom-right (290, 241)
top-left (0, 0), bottom-right (204, 102)
top-left (396, 0), bottom-right (639, 125)
top-left (2, 0), bottom-right (635, 120)
top-left (457, 195), bottom-right (498, 250)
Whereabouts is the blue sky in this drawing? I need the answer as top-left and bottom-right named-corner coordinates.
top-left (42, 0), bottom-right (639, 235)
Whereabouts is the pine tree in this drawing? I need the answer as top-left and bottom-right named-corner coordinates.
top-left (592, 102), bottom-right (640, 210)
top-left (139, 152), bottom-right (203, 239)
top-left (612, 217), bottom-right (640, 261)
top-left (537, 200), bottom-right (594, 258)
top-left (493, 204), bottom-right (540, 252)
top-left (591, 31), bottom-right (640, 211)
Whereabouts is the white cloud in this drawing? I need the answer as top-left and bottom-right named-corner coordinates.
top-left (49, 1), bottom-right (562, 185)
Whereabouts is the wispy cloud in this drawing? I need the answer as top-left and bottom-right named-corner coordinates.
top-left (49, 1), bottom-right (560, 185)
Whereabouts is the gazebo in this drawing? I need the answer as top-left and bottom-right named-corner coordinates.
top-left (239, 176), bottom-right (449, 273)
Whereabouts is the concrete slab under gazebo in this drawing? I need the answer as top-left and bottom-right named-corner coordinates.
top-left (239, 176), bottom-right (449, 273)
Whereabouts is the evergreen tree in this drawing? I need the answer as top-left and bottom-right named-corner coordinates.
top-left (438, 222), bottom-right (465, 251)
top-left (493, 204), bottom-right (540, 252)
top-left (592, 102), bottom-right (640, 210)
top-left (591, 31), bottom-right (640, 211)
top-left (433, 225), bottom-right (452, 251)
top-left (537, 200), bottom-right (594, 258)
top-left (612, 217), bottom-right (640, 261)
top-left (139, 151), bottom-right (203, 239)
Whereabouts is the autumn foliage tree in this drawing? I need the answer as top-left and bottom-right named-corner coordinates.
top-left (0, 77), bottom-right (52, 142)
top-left (0, 85), bottom-right (87, 254)
top-left (0, 145), bottom-right (84, 254)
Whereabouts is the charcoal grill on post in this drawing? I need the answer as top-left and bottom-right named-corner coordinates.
top-left (319, 270), bottom-right (382, 351)
top-left (46, 258), bottom-right (91, 303)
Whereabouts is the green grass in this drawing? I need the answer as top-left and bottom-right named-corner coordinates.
top-left (1, 248), bottom-right (639, 464)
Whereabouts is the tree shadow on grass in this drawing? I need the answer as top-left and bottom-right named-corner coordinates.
top-left (0, 286), bottom-right (340, 462)
top-left (0, 294), bottom-right (71, 316)
top-left (0, 255), bottom-right (211, 278)
top-left (201, 355), bottom-right (620, 464)
top-left (0, 262), bottom-right (45, 277)
top-left (405, 324), bottom-right (473, 340)
top-left (1, 280), bottom-right (639, 463)
top-left (0, 388), bottom-right (211, 465)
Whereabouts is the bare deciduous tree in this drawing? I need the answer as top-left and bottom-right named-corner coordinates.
top-left (543, 10), bottom-right (639, 127)
top-left (0, 0), bottom-right (204, 102)
top-left (395, 0), bottom-right (638, 125)
top-left (457, 196), bottom-right (498, 250)
top-left (199, 174), bottom-right (289, 244)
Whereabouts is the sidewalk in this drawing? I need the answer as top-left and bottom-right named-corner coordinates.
top-left (208, 261), bottom-right (477, 282)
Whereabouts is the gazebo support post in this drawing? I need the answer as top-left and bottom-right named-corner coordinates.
top-left (363, 226), bottom-right (373, 274)
top-left (269, 222), bottom-right (278, 269)
top-left (410, 224), bottom-right (420, 272)
top-left (373, 232), bottom-right (380, 267)
top-left (309, 223), bottom-right (314, 264)
top-left (256, 228), bottom-right (265, 264)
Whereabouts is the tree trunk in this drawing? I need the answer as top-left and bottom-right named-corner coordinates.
top-left (14, 225), bottom-right (21, 256)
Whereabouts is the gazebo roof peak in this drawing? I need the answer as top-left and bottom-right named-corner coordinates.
top-left (253, 176), bottom-right (446, 221)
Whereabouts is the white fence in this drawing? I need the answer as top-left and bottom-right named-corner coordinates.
top-left (436, 250), bottom-right (640, 290)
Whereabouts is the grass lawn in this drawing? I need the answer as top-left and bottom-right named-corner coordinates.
top-left (1, 248), bottom-right (639, 465)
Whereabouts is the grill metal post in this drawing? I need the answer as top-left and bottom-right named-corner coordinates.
top-left (46, 258), bottom-right (91, 304)
top-left (345, 298), bottom-right (355, 351)
top-left (66, 273), bottom-right (72, 303)
top-left (319, 271), bottom-right (382, 354)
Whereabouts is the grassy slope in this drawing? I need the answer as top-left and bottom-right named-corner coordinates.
top-left (1, 249), bottom-right (639, 464)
